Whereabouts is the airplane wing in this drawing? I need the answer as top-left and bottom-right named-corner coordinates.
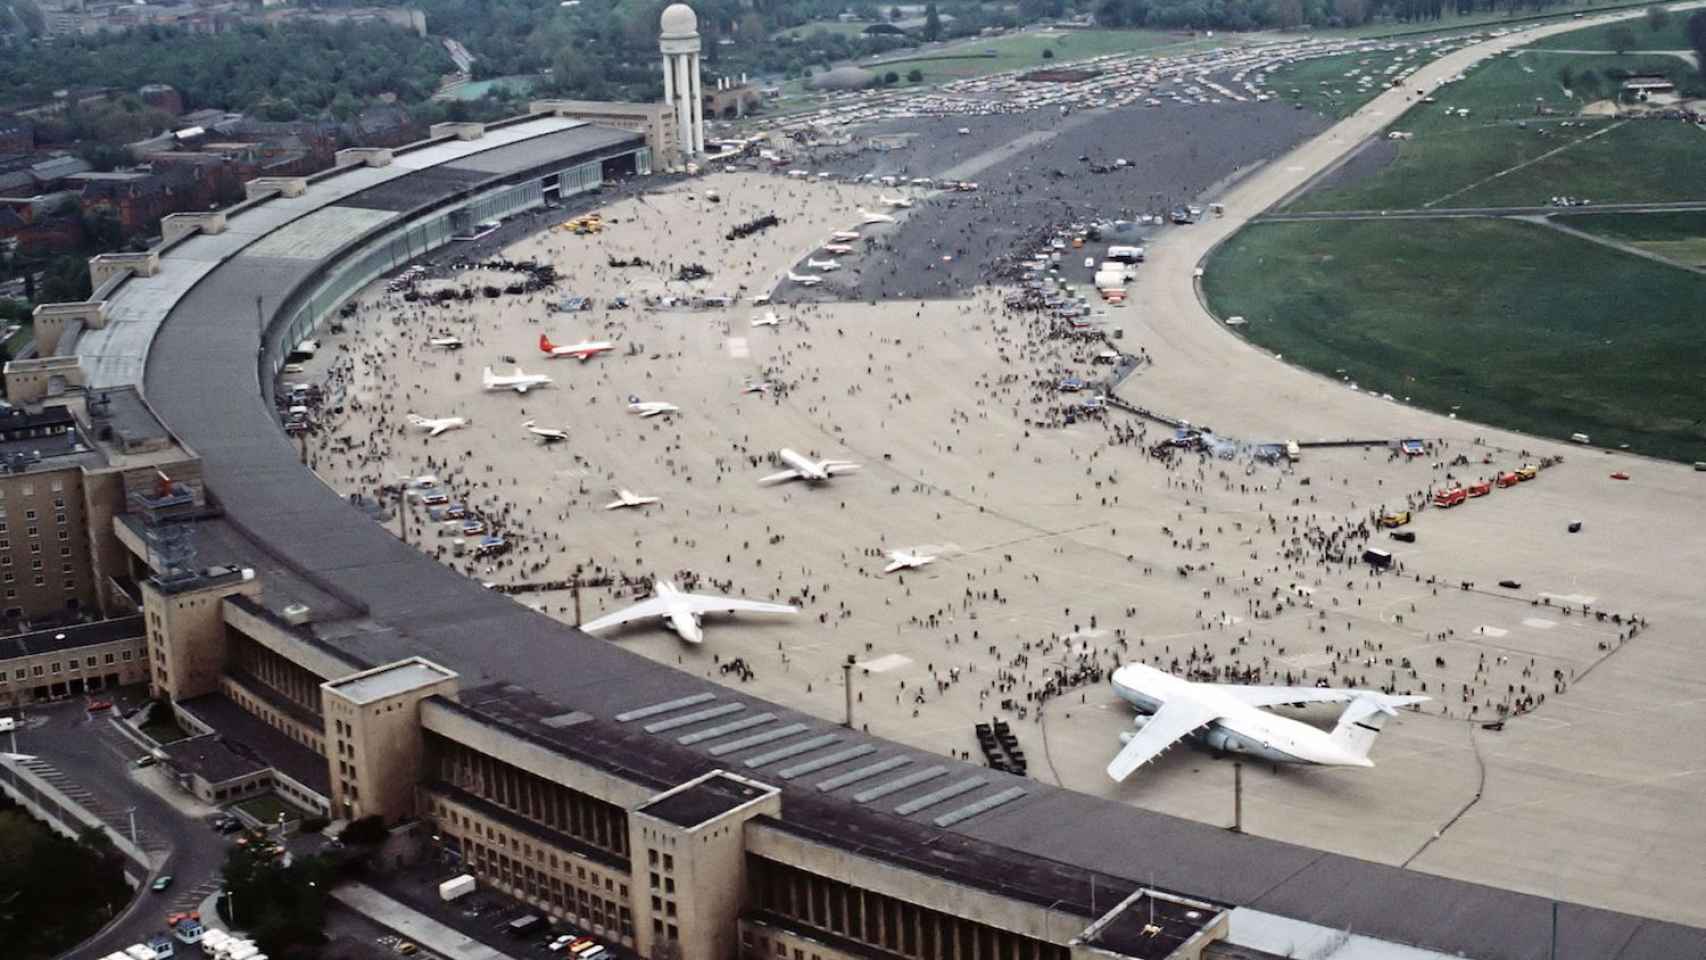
top-left (883, 559), bottom-right (905, 573)
top-left (824, 463), bottom-right (860, 476)
top-left (514, 383), bottom-right (532, 394)
top-left (1106, 699), bottom-right (1223, 783)
top-left (1210, 685), bottom-right (1415, 709)
top-left (677, 593), bottom-right (797, 616)
top-left (428, 423), bottom-right (449, 437)
top-left (758, 469), bottom-right (802, 485)
top-left (581, 598), bottom-right (673, 632)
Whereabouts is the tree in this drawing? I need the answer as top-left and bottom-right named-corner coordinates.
top-left (1557, 64), bottom-right (1574, 90)
top-left (1688, 11), bottom-right (1706, 78)
top-left (883, 70), bottom-right (899, 84)
top-left (889, 5), bottom-right (903, 20)
top-left (1606, 25), bottom-right (1636, 53)
top-left (906, 67), bottom-right (924, 82)
top-left (1645, 4), bottom-right (1669, 31)
top-left (13, 0), bottom-right (44, 36)
top-left (1041, 47), bottom-right (1055, 59)
top-left (221, 845), bottom-right (333, 960)
top-left (924, 2), bottom-right (942, 40)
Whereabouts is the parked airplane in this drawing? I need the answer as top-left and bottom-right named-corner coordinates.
top-left (604, 488), bottom-right (661, 510)
top-left (1105, 662), bottom-right (1428, 782)
top-left (482, 366), bottom-right (553, 394)
top-left (856, 207), bottom-right (896, 225)
top-left (522, 420), bottom-right (569, 444)
top-left (627, 398), bottom-right (679, 418)
top-left (759, 448), bottom-right (861, 485)
top-left (883, 550), bottom-right (936, 573)
top-left (786, 271), bottom-right (823, 287)
top-left (807, 258), bottom-right (842, 272)
top-left (579, 577), bottom-right (797, 644)
top-left (823, 244), bottom-right (853, 255)
top-left (539, 334), bottom-right (615, 361)
top-left (428, 336), bottom-right (464, 350)
top-left (406, 414), bottom-right (469, 438)
top-left (879, 194), bottom-right (914, 208)
top-left (741, 380), bottom-right (773, 395)
top-left (830, 231), bottom-right (861, 243)
top-left (751, 311), bottom-right (781, 328)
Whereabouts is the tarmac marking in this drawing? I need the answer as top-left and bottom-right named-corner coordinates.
top-left (1521, 618), bottom-right (1558, 630)
top-left (1475, 626), bottom-right (1510, 638)
top-left (727, 337), bottom-right (750, 359)
top-left (858, 653), bottom-right (913, 673)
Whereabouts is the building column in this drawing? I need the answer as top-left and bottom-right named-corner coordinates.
top-left (675, 55), bottom-right (694, 160)
top-left (689, 54), bottom-right (705, 154)
top-left (662, 53), bottom-right (675, 115)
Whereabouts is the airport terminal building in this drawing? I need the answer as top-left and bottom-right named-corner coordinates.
top-left (2, 100), bottom-right (1703, 960)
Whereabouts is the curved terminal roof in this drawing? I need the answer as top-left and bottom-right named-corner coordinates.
top-left (71, 110), bottom-right (1706, 960)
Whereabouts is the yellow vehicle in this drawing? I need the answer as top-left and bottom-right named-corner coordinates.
top-left (1379, 511), bottom-right (1412, 528)
top-left (560, 214), bottom-right (603, 235)
top-left (1516, 464), bottom-right (1538, 481)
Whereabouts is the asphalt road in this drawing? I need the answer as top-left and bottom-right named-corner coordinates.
top-left (10, 696), bottom-right (232, 957)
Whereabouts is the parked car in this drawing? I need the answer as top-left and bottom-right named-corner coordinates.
top-left (151, 874), bottom-right (175, 892)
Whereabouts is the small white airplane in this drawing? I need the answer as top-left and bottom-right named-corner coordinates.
top-left (483, 366), bottom-right (553, 394)
top-left (751, 311), bottom-right (782, 328)
top-left (428, 336), bottom-right (464, 350)
top-left (883, 550), bottom-right (937, 573)
top-left (406, 414), bottom-right (469, 438)
top-left (539, 334), bottom-right (615, 361)
top-left (807, 258), bottom-right (842, 272)
top-left (1105, 662), bottom-right (1428, 783)
top-left (823, 243), bottom-right (853, 255)
top-left (522, 420), bottom-right (569, 443)
top-left (830, 230), bottom-right (861, 243)
top-left (741, 380), bottom-right (773, 395)
top-left (856, 207), bottom-right (896, 225)
top-left (878, 194), bottom-right (914, 209)
top-left (604, 488), bottom-right (661, 510)
top-left (580, 576), bottom-right (797, 644)
top-left (760, 448), bottom-right (861, 485)
top-left (627, 398), bottom-right (679, 418)
top-left (786, 271), bottom-right (823, 287)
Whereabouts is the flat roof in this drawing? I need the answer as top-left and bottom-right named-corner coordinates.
top-left (327, 659), bottom-right (454, 705)
top-left (1082, 891), bottom-right (1222, 960)
top-left (0, 614), bottom-right (144, 660)
top-left (639, 772), bottom-right (771, 829)
top-left (178, 692), bottom-right (330, 795)
top-left (159, 732), bottom-right (268, 785)
top-left (119, 109), bottom-right (1706, 960)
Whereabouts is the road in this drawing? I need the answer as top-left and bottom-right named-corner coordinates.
top-left (10, 697), bottom-right (232, 958)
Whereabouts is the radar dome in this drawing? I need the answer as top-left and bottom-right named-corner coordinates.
top-left (660, 3), bottom-right (698, 37)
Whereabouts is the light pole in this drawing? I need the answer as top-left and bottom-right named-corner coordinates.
top-left (226, 889), bottom-right (237, 926)
top-left (126, 806), bottom-right (138, 846)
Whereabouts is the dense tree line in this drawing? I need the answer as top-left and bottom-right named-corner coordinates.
top-left (0, 20), bottom-right (448, 116)
top-left (0, 799), bottom-right (132, 960)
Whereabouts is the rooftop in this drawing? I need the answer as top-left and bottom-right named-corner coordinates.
top-left (0, 614), bottom-right (144, 660)
top-left (1078, 890), bottom-right (1224, 960)
top-left (177, 692), bottom-right (330, 795)
top-left (159, 732), bottom-right (269, 785)
top-left (326, 658), bottom-right (455, 705)
top-left (639, 771), bottom-right (773, 830)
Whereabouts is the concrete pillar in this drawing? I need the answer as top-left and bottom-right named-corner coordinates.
top-left (690, 54), bottom-right (704, 154)
top-left (675, 55), bottom-right (694, 159)
top-left (662, 53), bottom-right (675, 113)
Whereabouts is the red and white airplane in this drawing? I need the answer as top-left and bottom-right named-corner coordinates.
top-left (538, 334), bottom-right (614, 361)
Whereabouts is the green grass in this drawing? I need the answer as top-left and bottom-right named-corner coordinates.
top-left (1311, 0), bottom-right (1661, 40)
top-left (1262, 47), bottom-right (1422, 119)
top-left (1202, 218), bottom-right (1706, 462)
top-left (775, 21), bottom-right (873, 40)
top-left (1556, 209), bottom-right (1706, 264)
top-left (1528, 7), bottom-right (1697, 48)
top-left (868, 28), bottom-right (1204, 82)
top-left (1288, 51), bottom-right (1705, 210)
top-left (234, 793), bottom-right (308, 824)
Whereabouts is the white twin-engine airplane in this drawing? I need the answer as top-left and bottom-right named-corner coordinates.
top-left (883, 550), bottom-right (936, 573)
top-left (807, 258), bottom-right (842, 272)
top-left (822, 244), bottom-right (853, 255)
top-left (856, 207), bottom-right (896, 225)
top-left (428, 336), bottom-right (464, 350)
top-left (1106, 662), bottom-right (1428, 783)
top-left (406, 414), bottom-right (469, 438)
top-left (539, 334), bottom-right (614, 361)
top-left (522, 420), bottom-right (569, 443)
top-left (580, 577), bottom-right (797, 644)
top-left (482, 367), bottom-right (553, 394)
top-left (627, 397), bottom-right (679, 418)
top-left (830, 231), bottom-right (861, 243)
top-left (787, 271), bottom-right (823, 287)
top-left (604, 488), bottom-right (660, 510)
top-left (759, 448), bottom-right (861, 485)
top-left (751, 311), bottom-right (782, 328)
top-left (879, 194), bottom-right (914, 208)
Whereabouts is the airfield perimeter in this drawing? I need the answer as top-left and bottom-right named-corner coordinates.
top-left (301, 9), bottom-right (1706, 929)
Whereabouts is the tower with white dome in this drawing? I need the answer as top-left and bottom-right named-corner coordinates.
top-left (659, 2), bottom-right (704, 162)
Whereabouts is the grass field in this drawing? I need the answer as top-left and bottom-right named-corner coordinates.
top-left (1557, 209), bottom-right (1706, 264)
top-left (1528, 6), bottom-right (1697, 48)
top-left (1287, 48), bottom-right (1706, 210)
top-left (775, 21), bottom-right (872, 40)
top-left (1321, 0), bottom-right (1665, 39)
top-left (1262, 47), bottom-right (1424, 119)
top-left (1202, 218), bottom-right (1706, 461)
top-left (867, 28), bottom-right (1201, 83)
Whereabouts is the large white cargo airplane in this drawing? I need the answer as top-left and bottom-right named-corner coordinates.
top-left (604, 488), bottom-right (660, 510)
top-left (786, 271), bottom-right (823, 287)
top-left (406, 414), bottom-right (469, 438)
top-left (627, 398), bottom-right (679, 418)
top-left (856, 207), bottom-right (896, 225)
top-left (806, 258), bottom-right (842, 272)
top-left (879, 194), bottom-right (914, 209)
top-left (539, 334), bottom-right (615, 361)
top-left (522, 420), bottom-right (569, 444)
top-left (883, 550), bottom-right (936, 573)
top-left (1105, 662), bottom-right (1427, 782)
top-left (580, 577), bottom-right (797, 644)
top-left (759, 448), bottom-right (861, 485)
top-left (482, 367), bottom-right (552, 394)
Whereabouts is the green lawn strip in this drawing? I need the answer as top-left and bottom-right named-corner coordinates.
top-left (1202, 218), bottom-right (1706, 461)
